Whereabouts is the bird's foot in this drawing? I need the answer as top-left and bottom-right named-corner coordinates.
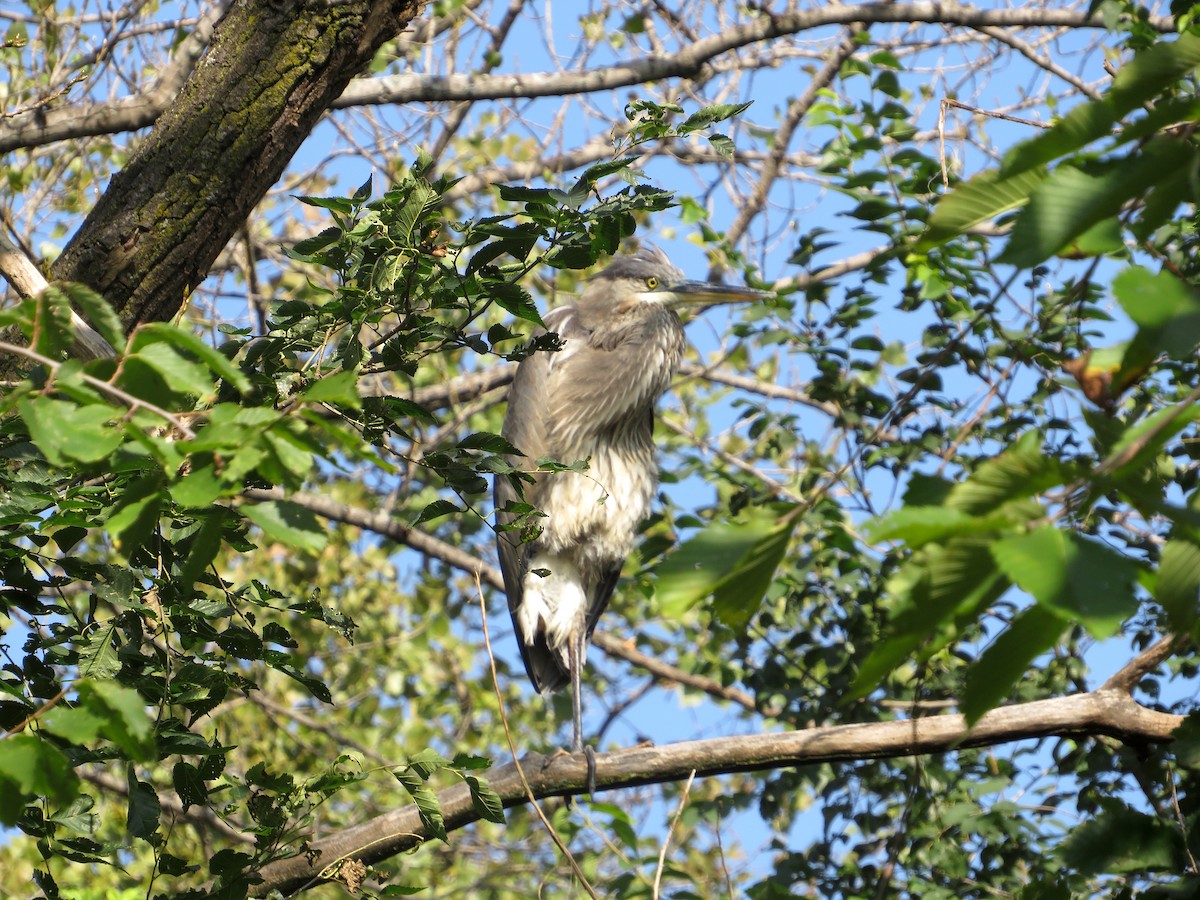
top-left (543, 745), bottom-right (597, 795)
top-left (583, 745), bottom-right (596, 796)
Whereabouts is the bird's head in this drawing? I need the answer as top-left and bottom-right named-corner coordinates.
top-left (584, 245), bottom-right (770, 317)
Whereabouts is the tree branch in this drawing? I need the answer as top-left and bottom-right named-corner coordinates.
top-left (333, 4), bottom-right (1168, 109)
top-left (0, 229), bottom-right (114, 362)
top-left (0, 4), bottom-right (1169, 154)
top-left (48, 0), bottom-right (426, 326)
top-left (252, 687), bottom-right (1182, 896)
top-left (1101, 634), bottom-right (1186, 693)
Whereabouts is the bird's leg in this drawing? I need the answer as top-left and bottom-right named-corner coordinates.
top-left (568, 626), bottom-right (597, 795)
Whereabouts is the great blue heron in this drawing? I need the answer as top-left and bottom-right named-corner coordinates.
top-left (493, 245), bottom-right (767, 760)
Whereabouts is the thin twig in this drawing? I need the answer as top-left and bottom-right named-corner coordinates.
top-left (0, 339), bottom-right (195, 438)
top-left (475, 574), bottom-right (599, 900)
top-left (1100, 634), bottom-right (1184, 693)
top-left (652, 768), bottom-right (696, 900)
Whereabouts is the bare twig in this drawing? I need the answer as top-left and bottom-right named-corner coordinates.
top-left (1101, 634), bottom-right (1185, 693)
top-left (652, 769), bottom-right (696, 900)
top-left (476, 574), bottom-right (599, 899)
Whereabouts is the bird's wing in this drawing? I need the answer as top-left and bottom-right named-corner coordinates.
top-left (494, 305), bottom-right (584, 692)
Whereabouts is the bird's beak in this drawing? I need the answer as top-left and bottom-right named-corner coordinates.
top-left (657, 280), bottom-right (772, 308)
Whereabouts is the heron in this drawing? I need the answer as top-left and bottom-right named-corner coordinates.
top-left (493, 245), bottom-right (768, 763)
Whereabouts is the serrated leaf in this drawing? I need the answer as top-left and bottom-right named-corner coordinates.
top-left (18, 397), bottom-right (125, 466)
top-left (960, 604), bottom-right (1067, 725)
top-left (457, 431), bottom-right (520, 454)
top-left (301, 371), bottom-right (361, 407)
top-left (59, 282), bottom-right (124, 352)
top-left (990, 527), bottom-right (1138, 637)
top-left (106, 476), bottom-right (164, 555)
top-left (407, 748), bottom-right (451, 780)
top-left (130, 342), bottom-right (216, 400)
top-left (126, 769), bottom-right (160, 839)
top-left (946, 432), bottom-right (1064, 515)
top-left (243, 500), bottom-right (328, 553)
top-left (0, 734), bottom-right (80, 825)
top-left (466, 775), bottom-right (505, 824)
top-left (998, 143), bottom-right (1193, 268)
top-left (412, 499), bottom-right (460, 526)
top-left (41, 705), bottom-right (107, 746)
top-left (1058, 798), bottom-right (1183, 874)
top-left (1003, 32), bottom-right (1200, 177)
top-left (851, 536), bottom-right (1008, 698)
top-left (135, 323), bottom-right (252, 394)
top-left (915, 167), bottom-right (1048, 251)
top-left (1157, 537), bottom-right (1200, 633)
top-left (678, 101), bottom-right (753, 134)
top-left (490, 282), bottom-right (544, 326)
top-left (172, 762), bottom-right (207, 812)
top-left (77, 622), bottom-right (121, 680)
top-left (79, 680), bottom-right (155, 762)
top-left (291, 226), bottom-right (342, 257)
top-left (656, 504), bottom-right (796, 628)
top-left (393, 769), bottom-right (447, 841)
top-left (866, 506), bottom-right (979, 548)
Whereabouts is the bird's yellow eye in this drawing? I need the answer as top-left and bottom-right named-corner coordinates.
top-left (645, 276), bottom-right (659, 289)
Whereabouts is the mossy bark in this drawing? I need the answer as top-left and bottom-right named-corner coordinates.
top-left (50, 0), bottom-right (426, 326)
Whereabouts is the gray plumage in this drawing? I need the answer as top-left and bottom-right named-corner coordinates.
top-left (493, 245), bottom-right (766, 752)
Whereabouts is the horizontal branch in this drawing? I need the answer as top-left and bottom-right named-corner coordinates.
top-left (334, 4), bottom-right (1167, 108)
top-left (0, 3), bottom-right (1170, 153)
top-left (252, 687), bottom-right (1182, 896)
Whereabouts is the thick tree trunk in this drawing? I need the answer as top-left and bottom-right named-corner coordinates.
top-left (50, 0), bottom-right (426, 326)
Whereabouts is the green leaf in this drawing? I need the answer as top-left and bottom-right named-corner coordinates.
top-left (990, 527), bottom-right (1138, 638)
top-left (407, 748), bottom-right (451, 780)
top-left (1058, 798), bottom-right (1183, 874)
top-left (655, 504), bottom-right (796, 628)
top-left (1113, 266), bottom-right (1200, 385)
top-left (1157, 537), bottom-right (1200, 633)
top-left (77, 622), bottom-right (122, 680)
top-left (243, 500), bottom-right (328, 553)
top-left (301, 371), bottom-right (362, 407)
top-left (126, 768), bottom-right (160, 839)
top-left (998, 143), bottom-right (1193, 268)
top-left (1002, 32), bottom-right (1200, 177)
top-left (946, 431), bottom-right (1064, 515)
top-left (412, 499), bottom-right (460, 526)
top-left (466, 775), bottom-right (505, 824)
top-left (130, 342), bottom-right (216, 400)
top-left (867, 506), bottom-right (989, 548)
top-left (1171, 711), bottom-right (1200, 769)
top-left (0, 734), bottom-right (80, 825)
top-left (457, 432), bottom-right (520, 454)
top-left (915, 167), bottom-right (1047, 251)
top-left (960, 604), bottom-right (1067, 725)
top-left (58, 282), bottom-right (124, 352)
top-left (490, 282), bottom-right (544, 326)
top-left (106, 476), bottom-right (164, 556)
top-left (18, 397), bottom-right (125, 466)
top-left (678, 101), bottom-right (753, 134)
top-left (393, 770), bottom-right (447, 841)
top-left (172, 762), bottom-right (208, 812)
top-left (42, 705), bottom-right (108, 746)
top-left (134, 322), bottom-right (252, 394)
top-left (170, 463), bottom-right (228, 509)
top-left (851, 537), bottom-right (1008, 697)
top-left (78, 680), bottom-right (155, 762)
top-left (291, 226), bottom-right (342, 257)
